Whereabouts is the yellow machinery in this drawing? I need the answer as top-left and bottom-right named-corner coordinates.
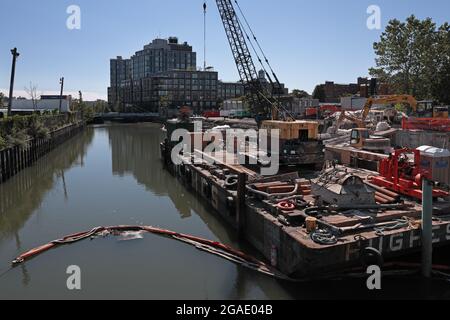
top-left (261, 120), bottom-right (323, 167)
top-left (433, 106), bottom-right (449, 119)
top-left (336, 111), bottom-right (391, 153)
top-left (361, 95), bottom-right (419, 124)
top-left (261, 120), bottom-right (319, 141)
top-left (362, 95), bottom-right (448, 121)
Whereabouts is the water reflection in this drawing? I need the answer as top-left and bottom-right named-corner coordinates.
top-left (104, 124), bottom-right (290, 299)
top-left (0, 129), bottom-right (94, 242)
top-left (108, 124), bottom-right (199, 219)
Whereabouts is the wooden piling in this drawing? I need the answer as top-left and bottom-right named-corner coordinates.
top-left (422, 179), bottom-right (433, 278)
top-left (0, 123), bottom-right (84, 184)
top-left (236, 171), bottom-right (247, 238)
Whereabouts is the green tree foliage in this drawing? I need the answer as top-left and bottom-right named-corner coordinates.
top-left (370, 15), bottom-right (450, 103)
top-left (71, 99), bottom-right (95, 122)
top-left (0, 135), bottom-right (6, 150)
top-left (0, 113), bottom-right (74, 149)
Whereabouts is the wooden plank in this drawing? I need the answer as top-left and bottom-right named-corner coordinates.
top-left (267, 186), bottom-right (296, 194)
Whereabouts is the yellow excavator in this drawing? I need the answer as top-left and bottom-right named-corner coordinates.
top-left (336, 94), bottom-right (446, 153)
top-left (361, 95), bottom-right (448, 123)
top-left (361, 95), bottom-right (419, 122)
top-left (335, 111), bottom-right (391, 153)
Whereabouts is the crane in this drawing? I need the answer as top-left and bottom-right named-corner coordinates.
top-left (214, 0), bottom-right (324, 167)
top-left (215, 0), bottom-right (289, 126)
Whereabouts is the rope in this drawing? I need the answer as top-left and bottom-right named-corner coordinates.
top-left (374, 218), bottom-right (411, 236)
top-left (311, 229), bottom-right (338, 245)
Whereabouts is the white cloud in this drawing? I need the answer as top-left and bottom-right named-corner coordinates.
top-left (0, 89), bottom-right (107, 101)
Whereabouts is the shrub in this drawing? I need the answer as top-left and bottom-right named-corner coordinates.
top-left (6, 127), bottom-right (28, 148)
top-left (28, 115), bottom-right (50, 140)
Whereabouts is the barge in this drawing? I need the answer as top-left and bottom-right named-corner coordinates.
top-left (160, 124), bottom-right (450, 278)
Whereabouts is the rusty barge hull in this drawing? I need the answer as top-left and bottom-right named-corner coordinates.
top-left (161, 144), bottom-right (450, 277)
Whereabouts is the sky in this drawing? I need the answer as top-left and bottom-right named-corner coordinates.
top-left (0, 0), bottom-right (449, 101)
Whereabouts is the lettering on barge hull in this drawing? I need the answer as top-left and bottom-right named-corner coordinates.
top-left (346, 223), bottom-right (450, 261)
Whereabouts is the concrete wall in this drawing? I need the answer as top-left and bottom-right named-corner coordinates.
top-left (394, 131), bottom-right (450, 150)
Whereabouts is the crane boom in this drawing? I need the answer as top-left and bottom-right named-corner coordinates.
top-left (215, 0), bottom-right (274, 124)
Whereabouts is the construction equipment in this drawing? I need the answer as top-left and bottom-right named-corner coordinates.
top-left (215, 0), bottom-right (323, 167)
top-left (361, 95), bottom-right (420, 123)
top-left (311, 166), bottom-right (376, 207)
top-left (433, 106), bottom-right (449, 119)
top-left (362, 95), bottom-right (448, 125)
top-left (416, 100), bottom-right (449, 119)
top-left (370, 148), bottom-right (449, 201)
top-left (335, 111), bottom-right (391, 153)
top-left (349, 128), bottom-right (391, 153)
top-left (215, 0), bottom-right (290, 125)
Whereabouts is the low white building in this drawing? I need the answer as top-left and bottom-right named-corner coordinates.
top-left (11, 95), bottom-right (71, 112)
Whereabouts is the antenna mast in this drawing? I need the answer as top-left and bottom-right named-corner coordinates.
top-left (203, 2), bottom-right (207, 71)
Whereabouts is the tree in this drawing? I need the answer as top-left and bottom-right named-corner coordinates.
top-left (24, 82), bottom-right (40, 110)
top-left (291, 89), bottom-right (310, 99)
top-left (312, 85), bottom-right (326, 102)
top-left (369, 15), bottom-right (450, 103)
top-left (432, 23), bottom-right (450, 104)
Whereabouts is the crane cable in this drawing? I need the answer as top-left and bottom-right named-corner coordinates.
top-left (230, 10), bottom-right (277, 113)
top-left (234, 0), bottom-right (281, 86)
top-left (233, 1), bottom-right (294, 120)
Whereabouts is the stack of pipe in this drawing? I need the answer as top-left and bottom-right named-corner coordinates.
top-left (365, 181), bottom-right (400, 204)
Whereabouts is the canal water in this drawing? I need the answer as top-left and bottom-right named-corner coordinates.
top-left (0, 123), bottom-right (449, 299)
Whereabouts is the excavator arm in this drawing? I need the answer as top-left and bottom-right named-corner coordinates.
top-left (361, 95), bottom-right (418, 121)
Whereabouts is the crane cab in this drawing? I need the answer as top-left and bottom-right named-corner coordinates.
top-left (350, 128), bottom-right (391, 154)
top-left (433, 106), bottom-right (449, 119)
top-left (350, 128), bottom-right (370, 149)
top-left (260, 120), bottom-right (323, 167)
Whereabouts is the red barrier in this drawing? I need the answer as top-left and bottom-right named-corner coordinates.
top-left (402, 117), bottom-right (450, 132)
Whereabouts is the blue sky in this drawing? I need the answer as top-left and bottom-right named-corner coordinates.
top-left (0, 0), bottom-right (449, 100)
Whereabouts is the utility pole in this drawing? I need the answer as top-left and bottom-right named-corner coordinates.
top-left (422, 178), bottom-right (433, 278)
top-left (59, 77), bottom-right (64, 113)
top-left (203, 2), bottom-right (207, 71)
top-left (8, 48), bottom-right (20, 117)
